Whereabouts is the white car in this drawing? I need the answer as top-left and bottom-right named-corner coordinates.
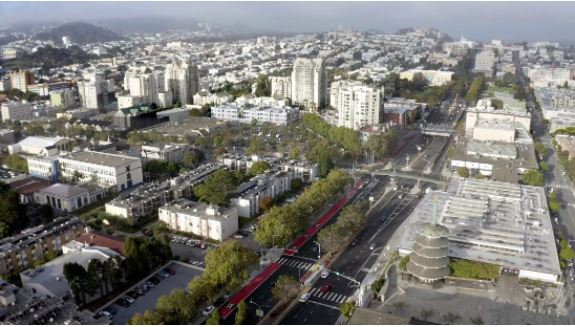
top-left (98, 311), bottom-right (112, 318)
top-left (369, 244), bottom-right (376, 251)
top-left (122, 295), bottom-right (135, 304)
top-left (202, 305), bottom-right (215, 316)
top-left (299, 293), bottom-right (311, 303)
top-left (320, 270), bottom-right (330, 279)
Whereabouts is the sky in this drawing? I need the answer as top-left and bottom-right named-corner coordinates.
top-left (2, 1), bottom-right (575, 42)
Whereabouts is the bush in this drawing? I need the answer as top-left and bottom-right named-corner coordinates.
top-left (371, 278), bottom-right (385, 293)
top-left (522, 169), bottom-right (544, 186)
top-left (456, 167), bottom-right (470, 178)
top-left (399, 255), bottom-right (410, 271)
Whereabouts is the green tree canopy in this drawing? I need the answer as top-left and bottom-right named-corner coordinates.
top-left (249, 161), bottom-right (271, 176)
top-left (522, 169), bottom-right (544, 186)
top-left (271, 274), bottom-right (299, 303)
top-left (204, 240), bottom-right (259, 290)
top-left (193, 170), bottom-right (242, 206)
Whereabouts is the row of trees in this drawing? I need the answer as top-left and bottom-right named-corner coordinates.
top-left (318, 202), bottom-right (368, 254)
top-left (464, 75), bottom-right (486, 106)
top-left (522, 169), bottom-right (545, 186)
top-left (3, 154), bottom-right (28, 172)
top-left (255, 170), bottom-right (353, 247)
top-left (302, 113), bottom-right (362, 155)
top-left (0, 182), bottom-right (27, 238)
top-left (364, 129), bottom-right (400, 159)
top-left (130, 240), bottom-right (258, 325)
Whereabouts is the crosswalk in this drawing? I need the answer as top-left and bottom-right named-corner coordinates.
top-left (308, 287), bottom-right (348, 304)
top-left (547, 183), bottom-right (571, 191)
top-left (276, 257), bottom-right (313, 270)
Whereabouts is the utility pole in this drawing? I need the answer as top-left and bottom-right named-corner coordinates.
top-left (313, 241), bottom-right (321, 267)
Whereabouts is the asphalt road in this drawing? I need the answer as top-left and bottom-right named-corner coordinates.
top-left (279, 189), bottom-right (421, 325)
top-left (220, 175), bottom-right (382, 324)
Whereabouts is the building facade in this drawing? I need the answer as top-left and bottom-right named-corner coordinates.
top-left (291, 57), bottom-right (326, 111)
top-left (331, 81), bottom-right (383, 130)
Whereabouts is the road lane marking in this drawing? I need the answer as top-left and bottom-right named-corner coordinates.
top-left (307, 300), bottom-right (340, 310)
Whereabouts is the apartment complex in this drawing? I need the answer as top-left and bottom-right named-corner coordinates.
top-left (140, 143), bottom-right (193, 163)
top-left (159, 200), bottom-right (239, 241)
top-left (291, 57), bottom-right (326, 110)
top-left (473, 49), bottom-right (496, 77)
top-left (0, 102), bottom-right (34, 122)
top-left (9, 70), bottom-right (34, 92)
top-left (330, 80), bottom-right (383, 130)
top-left (211, 103), bottom-right (299, 125)
top-left (58, 150), bottom-right (143, 192)
top-left (399, 69), bottom-right (454, 86)
top-left (164, 58), bottom-right (200, 105)
top-left (270, 76), bottom-right (292, 99)
top-left (231, 171), bottom-right (294, 218)
top-left (0, 216), bottom-right (84, 277)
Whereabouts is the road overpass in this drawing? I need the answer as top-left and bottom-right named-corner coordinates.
top-left (348, 168), bottom-right (447, 185)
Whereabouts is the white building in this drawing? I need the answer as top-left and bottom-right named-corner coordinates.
top-left (291, 57), bottom-right (326, 110)
top-left (117, 93), bottom-right (142, 110)
top-left (1, 102), bottom-right (34, 122)
top-left (211, 104), bottom-right (299, 125)
top-left (473, 49), bottom-right (495, 78)
top-left (158, 200), bottom-right (238, 241)
top-left (399, 69), bottom-right (454, 86)
top-left (141, 143), bottom-right (192, 163)
top-left (58, 150), bottom-right (143, 192)
top-left (9, 70), bottom-right (33, 92)
top-left (50, 89), bottom-right (75, 108)
top-left (330, 81), bottom-right (383, 130)
top-left (164, 58), bottom-right (199, 105)
top-left (232, 171), bottom-right (293, 218)
top-left (10, 136), bottom-right (72, 155)
top-left (193, 90), bottom-right (233, 106)
top-left (270, 76), bottom-right (292, 99)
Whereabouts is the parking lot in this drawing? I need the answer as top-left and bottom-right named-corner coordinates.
top-left (109, 261), bottom-right (203, 324)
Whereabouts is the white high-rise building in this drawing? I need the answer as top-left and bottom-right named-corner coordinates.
top-left (77, 69), bottom-right (109, 109)
top-left (270, 76), bottom-right (292, 99)
top-left (124, 70), bottom-right (155, 105)
top-left (291, 57), bottom-right (326, 111)
top-left (164, 58), bottom-right (199, 105)
top-left (331, 81), bottom-right (383, 131)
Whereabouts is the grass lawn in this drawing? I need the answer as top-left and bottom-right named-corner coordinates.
top-left (487, 85), bottom-right (513, 94)
top-left (449, 259), bottom-right (500, 280)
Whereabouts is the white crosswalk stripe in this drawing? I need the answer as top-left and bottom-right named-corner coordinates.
top-left (277, 258), bottom-right (286, 264)
top-left (334, 294), bottom-right (344, 303)
top-left (340, 296), bottom-right (347, 304)
top-left (327, 293), bottom-right (337, 301)
top-left (296, 262), bottom-right (306, 269)
top-left (310, 288), bottom-right (319, 296)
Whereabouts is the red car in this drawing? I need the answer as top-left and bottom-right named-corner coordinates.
top-left (320, 283), bottom-right (333, 293)
top-left (165, 267), bottom-right (176, 275)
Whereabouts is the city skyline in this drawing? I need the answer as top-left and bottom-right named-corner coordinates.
top-left (2, 1), bottom-right (575, 43)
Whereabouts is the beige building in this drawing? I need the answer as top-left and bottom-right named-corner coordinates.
top-left (399, 69), bottom-right (454, 86)
top-left (9, 70), bottom-right (34, 92)
top-left (50, 89), bottom-right (75, 108)
top-left (1, 101), bottom-right (34, 122)
top-left (291, 57), bottom-right (326, 110)
top-left (270, 76), bottom-right (292, 99)
top-left (330, 80), bottom-right (383, 130)
top-left (158, 199), bottom-right (238, 241)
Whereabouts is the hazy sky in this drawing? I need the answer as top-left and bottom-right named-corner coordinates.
top-left (2, 1), bottom-right (575, 42)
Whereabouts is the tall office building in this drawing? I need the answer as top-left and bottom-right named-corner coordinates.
top-left (270, 76), bottom-right (292, 99)
top-left (331, 80), bottom-right (383, 130)
top-left (9, 70), bottom-right (34, 92)
top-left (473, 49), bottom-right (496, 78)
top-left (164, 58), bottom-right (199, 105)
top-left (291, 57), bottom-right (326, 111)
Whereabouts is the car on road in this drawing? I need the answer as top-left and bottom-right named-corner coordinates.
top-left (299, 293), bottom-right (311, 303)
top-left (320, 270), bottom-right (330, 279)
top-left (202, 305), bottom-right (215, 316)
top-left (369, 244), bottom-right (376, 251)
top-left (320, 283), bottom-right (333, 293)
top-left (96, 310), bottom-right (113, 319)
top-left (165, 267), bottom-right (176, 275)
top-left (233, 233), bottom-right (245, 239)
top-left (159, 270), bottom-right (171, 278)
top-left (103, 306), bottom-right (117, 315)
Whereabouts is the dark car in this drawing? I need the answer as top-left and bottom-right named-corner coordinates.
top-left (165, 267), bottom-right (176, 275)
top-left (320, 283), bottom-right (333, 293)
top-left (104, 306), bottom-right (117, 315)
top-left (115, 298), bottom-right (130, 308)
top-left (149, 276), bottom-right (160, 284)
top-left (127, 291), bottom-right (140, 299)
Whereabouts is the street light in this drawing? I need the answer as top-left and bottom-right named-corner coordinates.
top-left (313, 241), bottom-right (321, 267)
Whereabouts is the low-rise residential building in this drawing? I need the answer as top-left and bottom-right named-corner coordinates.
top-left (155, 106), bottom-right (193, 122)
top-left (270, 76), bottom-right (292, 99)
top-left (0, 216), bottom-right (84, 277)
top-left (218, 154), bottom-right (319, 183)
top-left (211, 103), bottom-right (299, 125)
top-left (26, 156), bottom-right (59, 181)
top-left (159, 199), bottom-right (239, 241)
top-left (1, 102), bottom-right (34, 122)
top-left (193, 90), bottom-right (233, 106)
top-left (105, 163), bottom-right (222, 220)
top-left (50, 89), bottom-right (75, 108)
top-left (232, 171), bottom-right (294, 218)
top-left (140, 143), bottom-right (193, 163)
top-left (399, 69), bottom-right (454, 86)
top-left (58, 150), bottom-right (143, 192)
top-left (383, 98), bottom-right (423, 127)
top-left (113, 105), bottom-right (168, 130)
top-left (555, 134), bottom-right (575, 159)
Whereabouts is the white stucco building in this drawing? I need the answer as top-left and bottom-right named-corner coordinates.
top-left (291, 57), bottom-right (326, 110)
top-left (330, 81), bottom-right (383, 130)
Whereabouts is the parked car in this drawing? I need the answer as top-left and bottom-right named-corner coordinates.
top-left (149, 276), bottom-right (160, 284)
top-left (104, 306), bottom-right (117, 315)
top-left (127, 291), bottom-right (140, 299)
top-left (202, 305), bottom-right (215, 316)
top-left (115, 298), bottom-right (130, 308)
top-left (299, 293), bottom-right (311, 303)
top-left (122, 295), bottom-right (136, 304)
top-left (165, 267), bottom-right (176, 275)
top-left (97, 311), bottom-right (113, 319)
top-left (159, 270), bottom-right (171, 278)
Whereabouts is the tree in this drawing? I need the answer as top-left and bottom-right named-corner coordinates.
top-left (254, 75), bottom-right (271, 97)
top-left (340, 302), bottom-right (356, 321)
top-left (206, 310), bottom-right (221, 325)
top-left (63, 262), bottom-right (89, 305)
top-left (4, 154), bottom-right (28, 172)
top-left (204, 240), bottom-right (259, 291)
top-left (534, 142), bottom-right (548, 159)
top-left (258, 196), bottom-right (274, 212)
top-left (247, 138), bottom-right (266, 156)
top-left (457, 167), bottom-right (470, 178)
top-left (155, 289), bottom-right (196, 324)
top-left (129, 310), bottom-right (162, 325)
top-left (235, 300), bottom-right (248, 325)
top-left (182, 150), bottom-right (205, 169)
top-left (249, 161), bottom-right (271, 176)
top-left (271, 275), bottom-right (299, 303)
top-left (548, 191), bottom-right (561, 213)
top-left (317, 148), bottom-right (334, 177)
top-left (194, 170), bottom-right (241, 206)
top-left (187, 276), bottom-right (217, 304)
top-left (540, 161), bottom-right (549, 172)
top-left (522, 169), bottom-right (544, 186)
top-left (490, 98), bottom-right (503, 109)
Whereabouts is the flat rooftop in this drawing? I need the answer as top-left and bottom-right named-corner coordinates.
top-left (399, 178), bottom-right (561, 279)
top-left (61, 150), bottom-right (140, 167)
top-left (160, 199), bottom-right (237, 221)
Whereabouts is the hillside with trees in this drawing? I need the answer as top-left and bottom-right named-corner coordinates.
top-left (35, 21), bottom-right (123, 45)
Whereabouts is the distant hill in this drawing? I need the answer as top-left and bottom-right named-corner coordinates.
top-left (35, 22), bottom-right (123, 44)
